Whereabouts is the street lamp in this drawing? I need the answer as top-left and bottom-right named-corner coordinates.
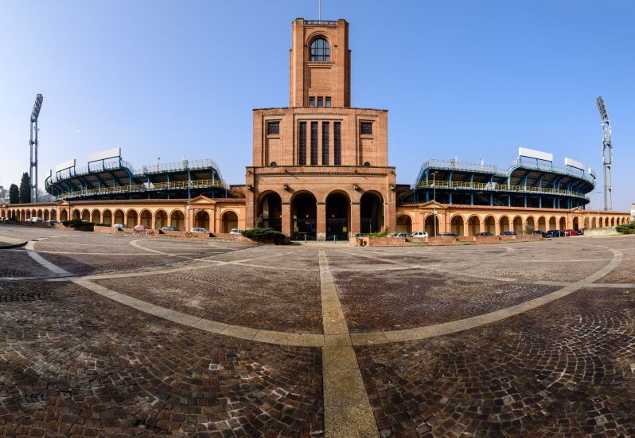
top-left (432, 207), bottom-right (437, 237)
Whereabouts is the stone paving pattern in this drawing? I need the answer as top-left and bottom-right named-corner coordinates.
top-left (0, 280), bottom-right (323, 437)
top-left (0, 224), bottom-right (634, 436)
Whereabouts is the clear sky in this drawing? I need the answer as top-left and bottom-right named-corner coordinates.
top-left (1, 0), bottom-right (633, 210)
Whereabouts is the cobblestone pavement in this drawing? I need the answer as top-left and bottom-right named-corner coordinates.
top-left (0, 224), bottom-right (634, 436)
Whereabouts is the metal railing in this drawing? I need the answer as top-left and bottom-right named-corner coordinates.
top-left (422, 159), bottom-right (500, 174)
top-left (55, 179), bottom-right (226, 200)
top-left (304, 20), bottom-right (337, 25)
top-left (416, 180), bottom-right (589, 199)
top-left (510, 158), bottom-right (595, 185)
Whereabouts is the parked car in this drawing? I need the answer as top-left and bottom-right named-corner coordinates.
top-left (229, 228), bottom-right (243, 235)
top-left (532, 230), bottom-right (549, 238)
top-left (160, 226), bottom-right (176, 233)
top-left (29, 217), bottom-right (42, 223)
top-left (546, 230), bottom-right (565, 238)
top-left (478, 231), bottom-right (494, 237)
top-left (191, 227), bottom-right (208, 233)
top-left (394, 232), bottom-right (409, 238)
top-left (113, 223), bottom-right (125, 231)
top-left (134, 224), bottom-right (146, 232)
top-left (564, 229), bottom-right (577, 237)
top-left (500, 231), bottom-right (516, 236)
top-left (576, 229), bottom-right (584, 236)
top-left (411, 231), bottom-right (429, 239)
top-left (439, 232), bottom-right (458, 237)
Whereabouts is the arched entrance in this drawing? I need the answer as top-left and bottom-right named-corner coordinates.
top-left (425, 215), bottom-right (439, 237)
top-left (326, 191), bottom-right (350, 240)
top-left (484, 216), bottom-right (495, 234)
top-left (51, 210), bottom-right (57, 221)
top-left (81, 209), bottom-right (90, 222)
top-left (194, 210), bottom-right (209, 230)
top-left (114, 210), bottom-right (124, 225)
top-left (360, 192), bottom-right (384, 234)
top-left (60, 210), bottom-right (68, 222)
top-left (91, 210), bottom-right (101, 224)
top-left (549, 217), bottom-right (557, 230)
top-left (170, 210), bottom-right (185, 231)
top-left (126, 210), bottom-right (138, 228)
top-left (513, 216), bottom-right (523, 235)
top-left (467, 216), bottom-right (480, 236)
top-left (72, 210), bottom-right (80, 220)
top-left (525, 217), bottom-right (535, 233)
top-left (257, 192), bottom-right (282, 231)
top-left (396, 215), bottom-right (412, 234)
top-left (102, 210), bottom-right (112, 226)
top-left (140, 210), bottom-right (152, 228)
top-left (291, 192), bottom-right (317, 240)
top-left (559, 217), bottom-right (566, 230)
top-left (450, 215), bottom-right (464, 236)
top-left (43, 210), bottom-right (50, 221)
top-left (221, 211), bottom-right (238, 233)
top-left (155, 210), bottom-right (167, 229)
top-left (538, 217), bottom-right (546, 232)
top-left (573, 217), bottom-right (579, 231)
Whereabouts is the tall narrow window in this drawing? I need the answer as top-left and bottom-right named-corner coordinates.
top-left (310, 37), bottom-right (330, 62)
top-left (298, 122), bottom-right (307, 165)
top-left (309, 96), bottom-right (316, 107)
top-left (334, 122), bottom-right (341, 165)
top-left (322, 121), bottom-right (329, 165)
top-left (317, 96), bottom-right (323, 108)
top-left (310, 121), bottom-right (318, 165)
top-left (325, 97), bottom-right (331, 107)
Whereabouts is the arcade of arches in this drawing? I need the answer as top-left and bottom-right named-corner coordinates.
top-left (1, 198), bottom-right (630, 239)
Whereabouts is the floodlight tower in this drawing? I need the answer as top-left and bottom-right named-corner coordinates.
top-left (29, 93), bottom-right (44, 203)
top-left (596, 96), bottom-right (612, 211)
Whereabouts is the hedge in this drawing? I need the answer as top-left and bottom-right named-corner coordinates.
top-left (616, 221), bottom-right (635, 235)
top-left (241, 228), bottom-right (290, 245)
top-left (62, 219), bottom-right (95, 232)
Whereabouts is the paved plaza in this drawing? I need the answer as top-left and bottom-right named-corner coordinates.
top-left (0, 225), bottom-right (634, 437)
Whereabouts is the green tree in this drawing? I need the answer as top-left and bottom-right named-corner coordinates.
top-left (19, 173), bottom-right (31, 204)
top-left (9, 184), bottom-right (19, 204)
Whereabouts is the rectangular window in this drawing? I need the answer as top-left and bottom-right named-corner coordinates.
top-left (322, 121), bottom-right (329, 165)
top-left (325, 97), bottom-right (331, 107)
top-left (334, 121), bottom-right (341, 165)
top-left (310, 121), bottom-right (318, 165)
top-left (360, 121), bottom-right (373, 135)
top-left (266, 121), bottom-right (279, 135)
top-left (298, 122), bottom-right (307, 165)
top-left (309, 96), bottom-right (316, 107)
top-left (317, 96), bottom-right (323, 108)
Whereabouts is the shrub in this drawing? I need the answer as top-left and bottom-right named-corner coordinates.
top-left (62, 219), bottom-right (95, 232)
top-left (616, 221), bottom-right (635, 235)
top-left (241, 228), bottom-right (290, 245)
top-left (368, 231), bottom-right (389, 238)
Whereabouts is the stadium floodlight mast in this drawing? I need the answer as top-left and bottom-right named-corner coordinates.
top-left (29, 93), bottom-right (44, 203)
top-left (596, 96), bottom-right (612, 211)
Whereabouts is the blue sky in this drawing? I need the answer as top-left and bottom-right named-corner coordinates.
top-left (1, 0), bottom-right (633, 210)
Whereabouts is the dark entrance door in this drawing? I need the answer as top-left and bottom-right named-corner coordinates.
top-left (326, 192), bottom-right (350, 240)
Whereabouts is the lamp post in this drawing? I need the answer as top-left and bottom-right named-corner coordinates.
top-left (432, 207), bottom-right (437, 237)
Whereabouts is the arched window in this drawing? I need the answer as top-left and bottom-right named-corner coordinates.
top-left (310, 37), bottom-right (330, 62)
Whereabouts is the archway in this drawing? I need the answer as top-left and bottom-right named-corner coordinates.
top-left (72, 210), bottom-right (80, 220)
top-left (126, 210), bottom-right (138, 228)
top-left (450, 215), bottom-right (464, 236)
top-left (194, 210), bottom-right (209, 230)
top-left (91, 210), bottom-right (101, 224)
top-left (525, 217), bottom-right (535, 233)
top-left (37, 209), bottom-right (43, 219)
top-left (467, 216), bottom-right (480, 236)
top-left (559, 217), bottom-right (566, 230)
top-left (291, 191), bottom-right (317, 240)
top-left (326, 192), bottom-right (350, 240)
top-left (60, 210), bottom-right (68, 222)
top-left (50, 210), bottom-right (57, 221)
top-left (538, 217), bottom-right (546, 232)
top-left (549, 217), bottom-right (557, 230)
top-left (513, 216), bottom-right (523, 234)
top-left (499, 216), bottom-right (510, 233)
top-left (154, 210), bottom-right (167, 229)
top-left (360, 192), bottom-right (384, 234)
top-left (114, 210), bottom-right (125, 225)
top-left (583, 217), bottom-right (589, 229)
top-left (484, 216), bottom-right (495, 234)
top-left (170, 210), bottom-right (185, 231)
top-left (396, 215), bottom-right (412, 233)
top-left (81, 209), bottom-right (90, 222)
top-left (610, 217), bottom-right (615, 227)
top-left (573, 217), bottom-right (579, 231)
top-left (257, 191), bottom-right (282, 231)
top-left (102, 210), bottom-right (112, 226)
top-left (140, 210), bottom-right (152, 228)
top-left (221, 211), bottom-right (238, 233)
top-left (43, 210), bottom-right (50, 221)
top-left (424, 215), bottom-right (439, 237)
top-left (591, 217), bottom-right (597, 229)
